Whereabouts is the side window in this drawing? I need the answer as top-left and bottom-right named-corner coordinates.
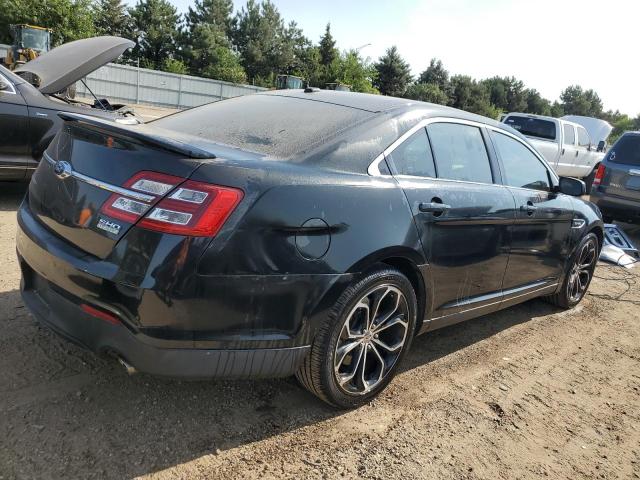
top-left (427, 123), bottom-right (493, 184)
top-left (387, 128), bottom-right (436, 178)
top-left (563, 124), bottom-right (575, 145)
top-left (491, 131), bottom-right (550, 192)
top-left (577, 127), bottom-right (590, 147)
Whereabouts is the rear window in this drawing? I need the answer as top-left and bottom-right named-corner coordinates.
top-left (154, 94), bottom-right (373, 158)
top-left (609, 134), bottom-right (640, 166)
top-left (504, 116), bottom-right (556, 140)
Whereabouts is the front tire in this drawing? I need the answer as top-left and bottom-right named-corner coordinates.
top-left (296, 267), bottom-right (417, 408)
top-left (546, 233), bottom-right (599, 309)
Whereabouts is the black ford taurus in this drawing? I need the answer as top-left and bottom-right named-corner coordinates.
top-left (16, 90), bottom-right (603, 408)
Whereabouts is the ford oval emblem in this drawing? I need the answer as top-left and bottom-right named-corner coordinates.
top-left (53, 161), bottom-right (72, 179)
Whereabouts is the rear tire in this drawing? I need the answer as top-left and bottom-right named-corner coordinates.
top-left (545, 233), bottom-right (599, 309)
top-left (296, 267), bottom-right (417, 408)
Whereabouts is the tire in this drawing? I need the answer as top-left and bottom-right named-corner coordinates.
top-left (545, 233), bottom-right (599, 309)
top-left (296, 267), bottom-right (417, 408)
top-left (584, 167), bottom-right (597, 195)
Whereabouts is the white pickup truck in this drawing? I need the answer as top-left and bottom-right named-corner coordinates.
top-left (502, 113), bottom-right (607, 191)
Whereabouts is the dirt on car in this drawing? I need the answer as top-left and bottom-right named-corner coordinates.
top-left (1, 183), bottom-right (639, 480)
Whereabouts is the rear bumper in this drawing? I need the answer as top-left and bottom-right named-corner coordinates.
top-left (15, 200), bottom-right (355, 378)
top-left (20, 278), bottom-right (310, 378)
top-left (591, 191), bottom-right (640, 222)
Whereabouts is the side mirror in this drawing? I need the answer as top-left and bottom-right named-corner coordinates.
top-left (558, 177), bottom-right (586, 197)
top-left (596, 140), bottom-right (606, 153)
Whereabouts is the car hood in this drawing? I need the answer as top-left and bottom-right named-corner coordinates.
top-left (14, 36), bottom-right (134, 94)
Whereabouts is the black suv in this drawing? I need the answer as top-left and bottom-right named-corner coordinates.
top-left (591, 132), bottom-right (640, 223)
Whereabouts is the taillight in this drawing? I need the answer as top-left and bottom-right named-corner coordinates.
top-left (592, 164), bottom-right (606, 188)
top-left (99, 172), bottom-right (243, 237)
top-left (138, 180), bottom-right (243, 236)
top-left (100, 171), bottom-right (183, 223)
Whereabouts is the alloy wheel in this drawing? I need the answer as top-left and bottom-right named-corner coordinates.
top-left (333, 284), bottom-right (409, 395)
top-left (567, 238), bottom-right (598, 303)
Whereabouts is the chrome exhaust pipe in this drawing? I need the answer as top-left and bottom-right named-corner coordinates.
top-left (117, 356), bottom-right (137, 375)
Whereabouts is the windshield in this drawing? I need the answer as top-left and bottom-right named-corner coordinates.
top-left (20, 28), bottom-right (49, 52)
top-left (504, 115), bottom-right (556, 141)
top-left (610, 134), bottom-right (640, 166)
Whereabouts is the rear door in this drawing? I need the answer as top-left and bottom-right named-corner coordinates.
top-left (601, 133), bottom-right (640, 202)
top-left (0, 71), bottom-right (30, 180)
top-left (489, 130), bottom-right (574, 304)
top-left (558, 123), bottom-right (579, 177)
top-left (388, 120), bottom-right (515, 323)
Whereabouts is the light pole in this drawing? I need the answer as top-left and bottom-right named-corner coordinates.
top-left (355, 43), bottom-right (372, 53)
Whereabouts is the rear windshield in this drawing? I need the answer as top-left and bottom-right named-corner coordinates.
top-left (609, 134), bottom-right (640, 166)
top-left (504, 115), bottom-right (556, 141)
top-left (153, 94), bottom-right (373, 158)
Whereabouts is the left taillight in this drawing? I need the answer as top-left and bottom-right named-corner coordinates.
top-left (138, 180), bottom-right (243, 236)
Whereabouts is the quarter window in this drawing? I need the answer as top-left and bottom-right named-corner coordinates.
top-left (491, 131), bottom-right (550, 192)
top-left (577, 127), bottom-right (590, 147)
top-left (387, 128), bottom-right (436, 178)
top-left (427, 123), bottom-right (493, 184)
top-left (563, 125), bottom-right (575, 145)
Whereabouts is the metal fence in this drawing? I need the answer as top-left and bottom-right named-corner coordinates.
top-left (0, 44), bottom-right (266, 109)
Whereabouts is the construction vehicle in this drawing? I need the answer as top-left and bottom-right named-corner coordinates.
top-left (4, 24), bottom-right (52, 70)
top-left (275, 74), bottom-right (304, 90)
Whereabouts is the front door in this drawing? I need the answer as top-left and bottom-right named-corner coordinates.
top-left (488, 130), bottom-right (574, 306)
top-left (387, 121), bottom-right (515, 326)
top-left (0, 73), bottom-right (29, 180)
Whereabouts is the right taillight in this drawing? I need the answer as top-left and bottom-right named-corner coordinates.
top-left (592, 164), bottom-right (606, 188)
top-left (138, 180), bottom-right (243, 236)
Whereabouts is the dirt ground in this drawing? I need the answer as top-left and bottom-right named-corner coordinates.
top-left (0, 182), bottom-right (639, 480)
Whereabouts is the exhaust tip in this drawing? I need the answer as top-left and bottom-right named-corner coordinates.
top-left (116, 356), bottom-right (137, 375)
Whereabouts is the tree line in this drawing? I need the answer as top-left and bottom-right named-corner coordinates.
top-left (2, 0), bottom-right (638, 136)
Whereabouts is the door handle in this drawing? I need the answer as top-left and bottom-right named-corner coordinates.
top-left (561, 148), bottom-right (565, 155)
top-left (520, 201), bottom-right (537, 216)
top-left (575, 150), bottom-right (579, 157)
top-left (419, 202), bottom-right (451, 214)
top-left (35, 112), bottom-right (48, 117)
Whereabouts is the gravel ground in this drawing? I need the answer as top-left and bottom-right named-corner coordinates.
top-left (0, 182), bottom-right (639, 480)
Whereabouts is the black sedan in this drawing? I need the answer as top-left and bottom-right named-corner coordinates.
top-left (0, 36), bottom-right (138, 181)
top-left (16, 90), bottom-right (603, 408)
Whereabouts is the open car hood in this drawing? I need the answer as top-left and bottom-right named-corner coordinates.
top-left (14, 36), bottom-right (134, 94)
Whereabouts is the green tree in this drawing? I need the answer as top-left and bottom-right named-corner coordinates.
top-left (403, 83), bottom-right (448, 105)
top-left (185, 24), bottom-right (246, 83)
top-left (161, 57), bottom-right (188, 74)
top-left (482, 76), bottom-right (528, 113)
top-left (1, 0), bottom-right (96, 45)
top-left (94, 0), bottom-right (131, 37)
top-left (318, 23), bottom-right (337, 67)
top-left (184, 0), bottom-right (233, 36)
top-left (449, 75), bottom-right (499, 118)
top-left (128, 0), bottom-right (181, 69)
top-left (332, 50), bottom-right (377, 93)
top-left (560, 85), bottom-right (603, 117)
top-left (417, 58), bottom-right (450, 94)
top-left (374, 46), bottom-right (412, 96)
top-left (525, 89), bottom-right (551, 116)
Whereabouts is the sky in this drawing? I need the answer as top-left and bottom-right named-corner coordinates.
top-left (153, 0), bottom-right (640, 115)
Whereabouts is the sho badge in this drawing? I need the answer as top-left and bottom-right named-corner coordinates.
top-left (97, 218), bottom-right (121, 235)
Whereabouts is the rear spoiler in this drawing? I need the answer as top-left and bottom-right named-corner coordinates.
top-left (57, 112), bottom-right (216, 159)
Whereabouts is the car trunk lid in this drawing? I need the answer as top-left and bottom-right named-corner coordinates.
top-left (28, 120), bottom-right (209, 259)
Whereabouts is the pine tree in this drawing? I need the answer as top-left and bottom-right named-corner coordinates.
top-left (185, 0), bottom-right (233, 36)
top-left (94, 0), bottom-right (131, 37)
top-left (373, 46), bottom-right (412, 96)
top-left (129, 0), bottom-right (181, 69)
top-left (318, 23), bottom-right (337, 67)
